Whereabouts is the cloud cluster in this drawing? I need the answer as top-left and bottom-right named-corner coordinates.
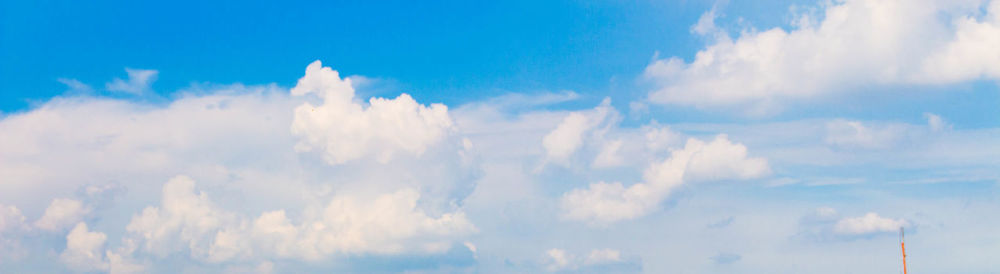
top-left (824, 119), bottom-right (906, 149)
top-left (106, 68), bottom-right (158, 95)
top-left (0, 204), bottom-right (28, 261)
top-left (120, 175), bottom-right (475, 264)
top-left (799, 207), bottom-right (910, 240)
top-left (561, 135), bottom-right (769, 224)
top-left (35, 198), bottom-right (90, 232)
top-left (0, 61), bottom-right (485, 272)
top-left (544, 248), bottom-right (639, 272)
top-left (833, 212), bottom-right (909, 235)
top-left (645, 0), bottom-right (1000, 114)
top-left (541, 98), bottom-right (616, 167)
top-left (291, 60), bottom-right (455, 165)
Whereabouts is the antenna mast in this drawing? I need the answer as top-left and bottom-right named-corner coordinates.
top-left (900, 227), bottom-right (908, 274)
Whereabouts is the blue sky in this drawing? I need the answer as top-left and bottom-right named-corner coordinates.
top-left (2, 0), bottom-right (821, 110)
top-left (2, 0), bottom-right (1000, 273)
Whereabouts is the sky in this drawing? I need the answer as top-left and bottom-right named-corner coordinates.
top-left (1, 0), bottom-right (1000, 273)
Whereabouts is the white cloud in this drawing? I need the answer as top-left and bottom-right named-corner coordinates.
top-left (592, 139), bottom-right (625, 168)
top-left (60, 222), bottom-right (109, 272)
top-left (584, 248), bottom-right (623, 265)
top-left (124, 175), bottom-right (476, 263)
top-left (824, 119), bottom-right (905, 149)
top-left (541, 98), bottom-right (614, 166)
top-left (544, 248), bottom-right (631, 272)
top-left (106, 68), bottom-right (158, 95)
top-left (0, 204), bottom-right (28, 261)
top-left (0, 61), bottom-right (482, 272)
top-left (690, 4), bottom-right (724, 39)
top-left (683, 134), bottom-right (771, 182)
top-left (799, 207), bottom-right (910, 241)
top-left (833, 212), bottom-right (909, 235)
top-left (0, 204), bottom-right (27, 233)
top-left (644, 0), bottom-right (1000, 114)
top-left (561, 135), bottom-right (769, 224)
top-left (643, 123), bottom-right (682, 153)
top-left (545, 248), bottom-right (572, 271)
top-left (543, 112), bottom-right (590, 163)
top-left (125, 175), bottom-right (242, 261)
top-left (57, 78), bottom-right (93, 93)
top-left (919, 1), bottom-right (1000, 82)
top-left (34, 198), bottom-right (91, 232)
top-left (290, 60), bottom-right (455, 165)
top-left (925, 112), bottom-right (950, 131)
top-left (0, 83), bottom-right (298, 207)
top-left (250, 188), bottom-right (476, 260)
top-left (480, 90), bottom-right (581, 110)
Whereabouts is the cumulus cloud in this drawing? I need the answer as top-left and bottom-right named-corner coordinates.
top-left (644, 0), bottom-right (1000, 114)
top-left (123, 175), bottom-right (476, 263)
top-left (59, 222), bottom-right (144, 274)
top-left (833, 212), bottom-right (909, 235)
top-left (919, 1), bottom-right (1000, 83)
top-left (0, 204), bottom-right (28, 261)
top-left (0, 60), bottom-right (482, 272)
top-left (106, 68), bottom-right (158, 95)
top-left (34, 198), bottom-right (91, 232)
top-left (561, 135), bottom-right (769, 224)
top-left (643, 123), bottom-right (682, 153)
top-left (545, 248), bottom-right (572, 271)
top-left (60, 222), bottom-right (109, 272)
top-left (541, 98), bottom-right (615, 166)
top-left (125, 175), bottom-right (243, 261)
top-left (0, 83), bottom-right (297, 207)
top-left (544, 248), bottom-right (638, 272)
top-left (591, 139), bottom-right (625, 168)
top-left (290, 60), bottom-right (455, 165)
top-left (0, 204), bottom-right (27, 233)
top-left (583, 248), bottom-right (623, 265)
top-left (824, 119), bottom-right (905, 149)
top-left (799, 207), bottom-right (909, 240)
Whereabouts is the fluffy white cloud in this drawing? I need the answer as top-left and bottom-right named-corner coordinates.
top-left (645, 0), bottom-right (1000, 113)
top-left (919, 0), bottom-right (1000, 82)
top-left (824, 119), bottom-right (905, 149)
top-left (290, 60), bottom-right (455, 165)
top-left (833, 212), bottom-right (909, 235)
top-left (125, 175), bottom-right (242, 261)
top-left (545, 248), bottom-right (572, 271)
top-left (584, 248), bottom-right (623, 265)
top-left (106, 68), bottom-right (158, 95)
top-left (544, 248), bottom-right (631, 272)
top-left (541, 98), bottom-right (615, 166)
top-left (925, 112), bottom-right (950, 132)
top-left (34, 198), bottom-right (90, 232)
top-left (0, 61), bottom-right (482, 272)
top-left (592, 139), bottom-right (625, 168)
top-left (683, 135), bottom-right (771, 182)
top-left (249, 188), bottom-right (476, 260)
top-left (799, 207), bottom-right (911, 241)
top-left (0, 204), bottom-right (26, 233)
top-left (643, 123), bottom-right (682, 153)
top-left (0, 204), bottom-right (28, 261)
top-left (0, 83), bottom-right (299, 209)
top-left (561, 135), bottom-right (769, 224)
top-left (124, 175), bottom-right (476, 263)
top-left (60, 222), bottom-right (109, 272)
